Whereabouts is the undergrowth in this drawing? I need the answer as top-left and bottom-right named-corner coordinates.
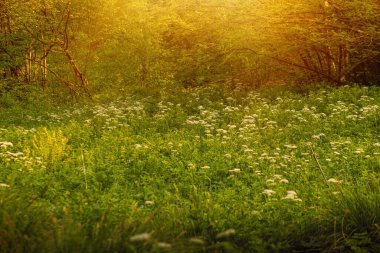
top-left (0, 84), bottom-right (379, 252)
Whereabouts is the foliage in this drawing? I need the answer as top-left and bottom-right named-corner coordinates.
top-left (25, 128), bottom-right (69, 165)
top-left (1, 0), bottom-right (379, 99)
top-left (0, 85), bottom-right (379, 252)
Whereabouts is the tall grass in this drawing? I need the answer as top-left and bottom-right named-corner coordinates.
top-left (0, 84), bottom-right (379, 252)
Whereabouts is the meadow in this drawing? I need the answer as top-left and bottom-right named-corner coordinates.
top-left (0, 84), bottom-right (379, 252)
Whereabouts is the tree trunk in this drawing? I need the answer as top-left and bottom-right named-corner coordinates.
top-left (32, 48), bottom-right (39, 85)
top-left (61, 48), bottom-right (92, 99)
top-left (41, 46), bottom-right (48, 90)
top-left (25, 46), bottom-right (32, 83)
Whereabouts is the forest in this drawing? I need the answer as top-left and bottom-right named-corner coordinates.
top-left (1, 0), bottom-right (379, 99)
top-left (0, 0), bottom-right (380, 252)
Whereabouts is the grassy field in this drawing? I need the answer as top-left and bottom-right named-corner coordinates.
top-left (0, 85), bottom-right (379, 252)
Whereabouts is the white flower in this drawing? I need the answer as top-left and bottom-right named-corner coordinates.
top-left (189, 237), bottom-right (205, 245)
top-left (157, 242), bottom-right (172, 249)
top-left (284, 144), bottom-right (297, 149)
top-left (327, 178), bottom-right (342, 184)
top-left (0, 183), bottom-right (10, 188)
top-left (283, 191), bottom-right (301, 201)
top-left (216, 229), bottom-right (236, 238)
top-left (285, 191), bottom-right (297, 199)
top-left (130, 232), bottom-right (151, 242)
top-left (144, 201), bottom-right (155, 206)
top-left (279, 179), bottom-right (289, 183)
top-left (224, 153), bottom-right (232, 159)
top-left (263, 189), bottom-right (275, 196)
top-left (229, 168), bottom-right (241, 173)
top-left (201, 166), bottom-right (210, 169)
top-left (0, 142), bottom-right (13, 148)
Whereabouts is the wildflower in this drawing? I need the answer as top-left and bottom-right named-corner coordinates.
top-left (0, 142), bottom-right (13, 148)
top-left (189, 237), bottom-right (205, 245)
top-left (327, 178), bottom-right (342, 184)
top-left (279, 179), bottom-right (289, 183)
top-left (263, 189), bottom-right (275, 196)
top-left (0, 183), bottom-right (10, 188)
top-left (284, 190), bottom-right (297, 199)
top-left (283, 191), bottom-right (302, 201)
top-left (273, 174), bottom-right (282, 179)
top-left (216, 229), bottom-right (236, 239)
top-left (157, 242), bottom-right (172, 249)
top-left (201, 166), bottom-right (210, 169)
top-left (372, 143), bottom-right (380, 147)
top-left (224, 153), bottom-right (232, 159)
top-left (144, 201), bottom-right (155, 206)
top-left (130, 232), bottom-right (151, 242)
top-left (134, 144), bottom-right (142, 149)
top-left (229, 168), bottom-right (241, 173)
top-left (14, 152), bottom-right (24, 157)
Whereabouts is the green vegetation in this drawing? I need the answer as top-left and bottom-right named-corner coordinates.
top-left (1, 0), bottom-right (380, 252)
top-left (1, 85), bottom-right (379, 252)
top-left (1, 0), bottom-right (379, 99)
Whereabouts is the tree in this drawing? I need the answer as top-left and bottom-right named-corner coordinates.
top-left (1, 0), bottom-right (97, 98)
top-left (248, 0), bottom-right (380, 85)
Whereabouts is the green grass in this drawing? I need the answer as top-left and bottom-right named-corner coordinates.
top-left (0, 84), bottom-right (379, 252)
